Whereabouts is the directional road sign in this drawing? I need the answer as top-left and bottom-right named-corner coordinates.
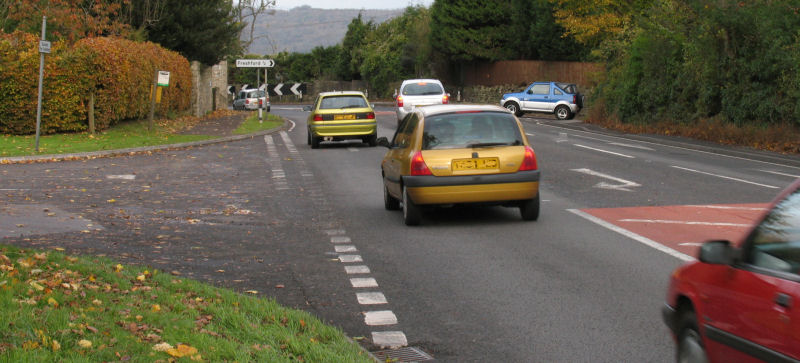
top-left (236, 59), bottom-right (274, 68)
top-left (268, 83), bottom-right (307, 97)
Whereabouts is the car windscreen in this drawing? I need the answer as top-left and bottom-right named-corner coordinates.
top-left (319, 95), bottom-right (368, 109)
top-left (402, 82), bottom-right (444, 96)
top-left (422, 111), bottom-right (523, 150)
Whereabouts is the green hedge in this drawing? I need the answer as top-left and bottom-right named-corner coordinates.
top-left (0, 32), bottom-right (191, 135)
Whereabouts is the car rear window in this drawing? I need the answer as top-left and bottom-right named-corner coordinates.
top-left (319, 95), bottom-right (368, 109)
top-left (402, 82), bottom-right (444, 96)
top-left (555, 82), bottom-right (578, 94)
top-left (422, 112), bottom-right (523, 150)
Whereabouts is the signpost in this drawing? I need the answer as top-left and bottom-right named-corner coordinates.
top-left (34, 17), bottom-right (48, 152)
top-left (236, 59), bottom-right (275, 122)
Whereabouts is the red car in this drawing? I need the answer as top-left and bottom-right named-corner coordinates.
top-left (662, 179), bottom-right (800, 362)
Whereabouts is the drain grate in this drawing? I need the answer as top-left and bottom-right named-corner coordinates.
top-left (372, 346), bottom-right (434, 362)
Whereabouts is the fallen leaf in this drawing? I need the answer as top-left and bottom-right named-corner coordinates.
top-left (151, 304), bottom-right (161, 312)
top-left (136, 275), bottom-right (146, 282)
top-left (153, 342), bottom-right (173, 352)
top-left (92, 299), bottom-right (102, 306)
top-left (114, 264), bottom-right (123, 272)
top-left (166, 344), bottom-right (198, 358)
top-left (245, 290), bottom-right (258, 294)
top-left (51, 340), bottom-right (61, 351)
top-left (78, 339), bottom-right (92, 349)
top-left (47, 297), bottom-right (59, 307)
top-left (30, 281), bottom-right (44, 291)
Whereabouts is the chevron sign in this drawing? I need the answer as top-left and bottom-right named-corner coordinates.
top-left (268, 83), bottom-right (307, 97)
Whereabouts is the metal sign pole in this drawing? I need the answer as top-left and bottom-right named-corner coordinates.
top-left (34, 16), bottom-right (47, 152)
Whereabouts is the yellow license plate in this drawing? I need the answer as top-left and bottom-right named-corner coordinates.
top-left (333, 114), bottom-right (356, 120)
top-left (452, 157), bottom-right (499, 170)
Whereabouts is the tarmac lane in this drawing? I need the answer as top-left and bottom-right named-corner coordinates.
top-left (0, 134), bottom-right (370, 338)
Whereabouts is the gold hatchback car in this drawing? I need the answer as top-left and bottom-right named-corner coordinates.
top-left (378, 104), bottom-right (540, 225)
top-left (303, 91), bottom-right (377, 148)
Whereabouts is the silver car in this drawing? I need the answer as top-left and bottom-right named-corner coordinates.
top-left (233, 89), bottom-right (270, 111)
top-left (394, 79), bottom-right (449, 123)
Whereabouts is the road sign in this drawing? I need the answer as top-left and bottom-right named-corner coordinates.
top-left (236, 59), bottom-right (274, 68)
top-left (273, 83), bottom-right (284, 96)
top-left (39, 40), bottom-right (50, 54)
top-left (290, 83), bottom-right (302, 96)
top-left (268, 83), bottom-right (307, 97)
top-left (157, 71), bottom-right (170, 87)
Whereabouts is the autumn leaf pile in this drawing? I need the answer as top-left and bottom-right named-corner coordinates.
top-left (0, 32), bottom-right (191, 135)
top-left (0, 245), bottom-right (373, 362)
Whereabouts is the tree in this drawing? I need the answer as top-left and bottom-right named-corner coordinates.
top-left (509, 0), bottom-right (587, 61)
top-left (119, 0), bottom-right (167, 41)
top-left (233, 0), bottom-right (277, 53)
top-left (429, 0), bottom-right (512, 62)
top-left (339, 14), bottom-right (374, 81)
top-left (549, 0), bottom-right (653, 50)
top-left (4, 0), bottom-right (132, 43)
top-left (146, 0), bottom-right (243, 66)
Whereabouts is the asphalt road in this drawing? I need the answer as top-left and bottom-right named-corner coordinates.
top-left (3, 105), bottom-right (800, 362)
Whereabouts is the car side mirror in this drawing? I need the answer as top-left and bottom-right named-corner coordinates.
top-left (371, 104), bottom-right (376, 109)
top-left (698, 240), bottom-right (737, 265)
top-left (302, 106), bottom-right (312, 112)
top-left (377, 137), bottom-right (391, 148)
top-left (526, 89), bottom-right (533, 94)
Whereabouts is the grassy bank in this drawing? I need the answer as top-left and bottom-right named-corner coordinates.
top-left (0, 111), bottom-right (282, 158)
top-left (0, 244), bottom-right (372, 362)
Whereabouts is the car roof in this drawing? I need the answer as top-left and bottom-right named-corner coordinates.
top-left (416, 104), bottom-right (512, 117)
top-left (318, 91), bottom-right (366, 97)
top-left (400, 79), bottom-right (443, 86)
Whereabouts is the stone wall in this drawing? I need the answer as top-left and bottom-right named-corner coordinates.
top-left (190, 60), bottom-right (229, 117)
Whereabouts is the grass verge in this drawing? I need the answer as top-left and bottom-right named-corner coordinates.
top-left (0, 110), bottom-right (284, 158)
top-left (0, 244), bottom-right (373, 362)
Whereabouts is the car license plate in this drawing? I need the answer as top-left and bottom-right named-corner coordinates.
top-left (452, 157), bottom-right (499, 171)
top-left (333, 114), bottom-right (356, 120)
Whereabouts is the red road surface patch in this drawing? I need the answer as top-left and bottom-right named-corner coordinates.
top-left (581, 204), bottom-right (769, 257)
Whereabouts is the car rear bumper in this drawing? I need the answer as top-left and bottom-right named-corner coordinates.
top-left (403, 170), bottom-right (540, 205)
top-left (311, 122), bottom-right (377, 137)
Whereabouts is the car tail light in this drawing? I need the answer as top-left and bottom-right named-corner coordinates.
top-left (518, 146), bottom-right (538, 171)
top-left (396, 95), bottom-right (404, 107)
top-left (442, 94), bottom-right (449, 104)
top-left (366, 112), bottom-right (375, 119)
top-left (573, 95), bottom-right (577, 104)
top-left (259, 99), bottom-right (263, 107)
top-left (410, 151), bottom-right (432, 176)
top-left (245, 99), bottom-right (251, 105)
top-left (313, 114), bottom-right (323, 121)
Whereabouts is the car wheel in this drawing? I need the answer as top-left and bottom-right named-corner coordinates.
top-left (311, 135), bottom-right (320, 149)
top-left (555, 105), bottom-right (572, 120)
top-left (366, 134), bottom-right (378, 147)
top-left (676, 308), bottom-right (708, 363)
top-left (504, 101), bottom-right (523, 117)
top-left (519, 194), bottom-right (540, 221)
top-left (307, 130), bottom-right (311, 145)
top-left (402, 186), bottom-right (421, 226)
top-left (384, 184), bottom-right (400, 210)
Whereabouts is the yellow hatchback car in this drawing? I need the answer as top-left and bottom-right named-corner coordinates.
top-left (378, 104), bottom-right (540, 225)
top-left (304, 91), bottom-right (377, 148)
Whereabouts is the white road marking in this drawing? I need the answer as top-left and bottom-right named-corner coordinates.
top-left (325, 229), bottom-right (346, 236)
top-left (679, 243), bottom-right (705, 247)
top-left (526, 133), bottom-right (535, 136)
top-left (760, 170), bottom-right (800, 178)
top-left (331, 236), bottom-right (351, 243)
top-left (345, 265), bottom-right (371, 274)
top-left (357, 292), bottom-right (388, 305)
top-left (339, 255), bottom-right (363, 263)
top-left (556, 132), bottom-right (569, 143)
top-left (350, 277), bottom-right (379, 288)
top-left (106, 174), bottom-right (135, 180)
top-left (0, 189), bottom-right (29, 191)
top-left (287, 120), bottom-right (296, 132)
top-left (571, 168), bottom-right (641, 191)
top-left (618, 219), bottom-right (751, 227)
top-left (364, 311), bottom-right (397, 326)
top-left (347, 147), bottom-right (359, 152)
top-left (671, 166), bottom-right (780, 189)
top-left (687, 205), bottom-right (768, 211)
top-left (574, 144), bottom-right (634, 158)
top-left (568, 209), bottom-right (694, 262)
top-left (335, 245), bottom-right (358, 253)
top-left (371, 331), bottom-right (407, 349)
top-left (608, 142), bottom-right (654, 151)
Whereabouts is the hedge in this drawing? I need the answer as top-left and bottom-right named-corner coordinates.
top-left (0, 32), bottom-right (191, 135)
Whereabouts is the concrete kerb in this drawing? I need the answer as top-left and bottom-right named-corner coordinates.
top-left (0, 120), bottom-right (291, 164)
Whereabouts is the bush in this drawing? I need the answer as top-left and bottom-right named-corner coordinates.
top-left (0, 32), bottom-right (191, 135)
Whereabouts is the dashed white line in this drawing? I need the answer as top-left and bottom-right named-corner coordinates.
top-left (364, 311), bottom-right (397, 326)
top-left (357, 292), bottom-right (387, 305)
top-left (325, 229), bottom-right (346, 236)
top-left (106, 174), bottom-right (136, 180)
top-left (618, 219), bottom-right (751, 227)
top-left (371, 331), bottom-right (407, 349)
top-left (331, 236), bottom-right (351, 243)
top-left (338, 255), bottom-right (363, 263)
top-left (671, 166), bottom-right (780, 189)
top-left (568, 209), bottom-right (693, 262)
top-left (334, 245), bottom-right (358, 253)
top-left (350, 277), bottom-right (379, 288)
top-left (345, 265), bottom-right (371, 274)
top-left (760, 170), bottom-right (800, 178)
top-left (608, 142), bottom-right (654, 151)
top-left (574, 144), bottom-right (635, 158)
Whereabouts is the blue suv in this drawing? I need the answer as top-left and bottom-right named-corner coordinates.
top-left (501, 82), bottom-right (583, 120)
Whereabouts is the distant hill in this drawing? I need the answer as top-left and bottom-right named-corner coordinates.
top-left (246, 6), bottom-right (403, 55)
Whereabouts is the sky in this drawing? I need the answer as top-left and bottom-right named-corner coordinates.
top-left (274, 0), bottom-right (434, 10)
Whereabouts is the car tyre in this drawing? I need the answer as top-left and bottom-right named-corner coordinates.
top-left (365, 134), bottom-right (378, 147)
top-left (311, 134), bottom-right (320, 149)
top-left (402, 186), bottom-right (421, 226)
top-left (384, 184), bottom-right (400, 210)
top-left (504, 101), bottom-right (523, 117)
top-left (519, 194), bottom-right (540, 221)
top-left (307, 130), bottom-right (311, 145)
top-left (676, 308), bottom-right (708, 363)
top-left (555, 105), bottom-right (572, 120)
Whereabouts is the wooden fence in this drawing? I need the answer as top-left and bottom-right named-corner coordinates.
top-left (462, 60), bottom-right (604, 88)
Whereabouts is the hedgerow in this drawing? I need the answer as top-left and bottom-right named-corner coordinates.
top-left (0, 32), bottom-right (191, 135)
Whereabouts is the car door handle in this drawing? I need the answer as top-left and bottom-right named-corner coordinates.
top-left (775, 293), bottom-right (792, 308)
